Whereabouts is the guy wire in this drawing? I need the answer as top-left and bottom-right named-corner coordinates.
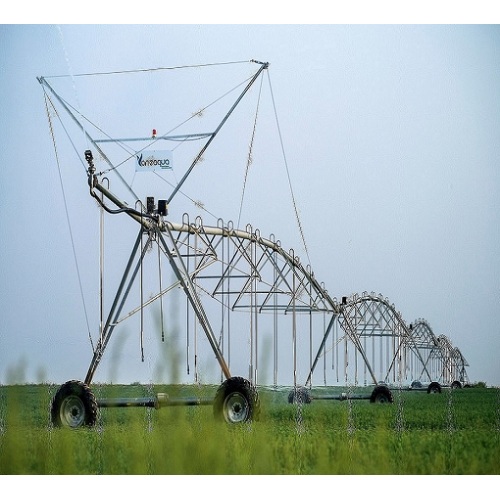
top-left (44, 94), bottom-right (94, 352)
top-left (266, 71), bottom-right (311, 267)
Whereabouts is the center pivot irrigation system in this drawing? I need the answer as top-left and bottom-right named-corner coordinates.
top-left (38, 60), bottom-right (469, 428)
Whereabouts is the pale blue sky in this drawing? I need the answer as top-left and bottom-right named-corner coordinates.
top-left (1, 23), bottom-right (499, 387)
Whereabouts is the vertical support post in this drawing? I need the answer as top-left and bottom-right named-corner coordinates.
top-left (139, 206), bottom-right (145, 363)
top-left (99, 188), bottom-right (105, 346)
top-left (186, 224), bottom-right (190, 376)
top-left (253, 235), bottom-right (258, 385)
top-left (156, 228), bottom-right (165, 343)
top-left (308, 275), bottom-right (313, 388)
top-left (292, 264), bottom-right (297, 388)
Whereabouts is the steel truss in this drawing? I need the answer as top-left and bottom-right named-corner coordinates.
top-left (320, 294), bottom-right (469, 389)
top-left (331, 292), bottom-right (430, 386)
top-left (85, 177), bottom-right (342, 387)
top-left (410, 319), bottom-right (469, 386)
top-left (84, 189), bottom-right (470, 391)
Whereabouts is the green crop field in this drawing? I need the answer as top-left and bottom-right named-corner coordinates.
top-left (0, 384), bottom-right (499, 475)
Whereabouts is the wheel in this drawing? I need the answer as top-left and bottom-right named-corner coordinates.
top-left (213, 376), bottom-right (260, 423)
top-left (427, 381), bottom-right (442, 394)
top-left (370, 384), bottom-right (394, 403)
top-left (451, 380), bottom-right (462, 389)
top-left (410, 380), bottom-right (423, 389)
top-left (51, 380), bottom-right (98, 428)
top-left (287, 386), bottom-right (312, 404)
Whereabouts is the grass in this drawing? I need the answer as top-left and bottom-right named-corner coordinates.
top-left (0, 384), bottom-right (499, 474)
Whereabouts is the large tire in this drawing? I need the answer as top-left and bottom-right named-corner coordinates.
top-left (370, 384), bottom-right (394, 404)
top-left (427, 381), bottom-right (442, 394)
top-left (451, 380), bottom-right (462, 390)
top-left (287, 386), bottom-right (312, 404)
top-left (213, 376), bottom-right (260, 423)
top-left (51, 380), bottom-right (98, 428)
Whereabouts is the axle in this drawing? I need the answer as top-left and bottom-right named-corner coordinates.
top-left (97, 393), bottom-right (214, 409)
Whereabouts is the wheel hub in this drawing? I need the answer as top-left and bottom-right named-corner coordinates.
top-left (60, 395), bottom-right (85, 428)
top-left (223, 392), bottom-right (249, 423)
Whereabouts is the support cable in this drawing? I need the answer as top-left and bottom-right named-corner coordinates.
top-left (267, 72), bottom-right (311, 267)
top-left (44, 60), bottom-right (251, 79)
top-left (43, 92), bottom-right (88, 175)
top-left (237, 73), bottom-right (264, 227)
top-left (44, 94), bottom-right (94, 352)
top-left (39, 78), bottom-right (139, 201)
top-left (167, 62), bottom-right (269, 205)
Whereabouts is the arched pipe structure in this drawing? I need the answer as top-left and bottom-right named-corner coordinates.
top-left (78, 173), bottom-right (472, 393)
top-left (85, 173), bottom-right (345, 386)
top-left (89, 176), bottom-right (401, 409)
top-left (409, 319), bottom-right (469, 387)
top-left (437, 334), bottom-right (469, 386)
top-left (451, 347), bottom-right (469, 386)
top-left (39, 62), bottom-right (469, 394)
top-left (326, 292), bottom-right (432, 387)
top-left (407, 318), bottom-right (440, 384)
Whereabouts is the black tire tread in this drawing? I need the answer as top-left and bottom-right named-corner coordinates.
top-left (370, 384), bottom-right (394, 403)
top-left (213, 376), bottom-right (260, 423)
top-left (427, 381), bottom-right (442, 394)
top-left (287, 386), bottom-right (312, 404)
top-left (51, 379), bottom-right (98, 428)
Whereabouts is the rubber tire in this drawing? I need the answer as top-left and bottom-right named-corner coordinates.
top-left (213, 376), bottom-right (260, 423)
top-left (427, 381), bottom-right (442, 394)
top-left (51, 380), bottom-right (98, 428)
top-left (287, 386), bottom-right (312, 404)
top-left (410, 380), bottom-right (423, 389)
top-left (451, 380), bottom-right (462, 389)
top-left (370, 384), bottom-right (394, 403)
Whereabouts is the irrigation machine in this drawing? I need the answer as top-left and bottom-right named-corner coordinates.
top-left (38, 60), bottom-right (469, 428)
